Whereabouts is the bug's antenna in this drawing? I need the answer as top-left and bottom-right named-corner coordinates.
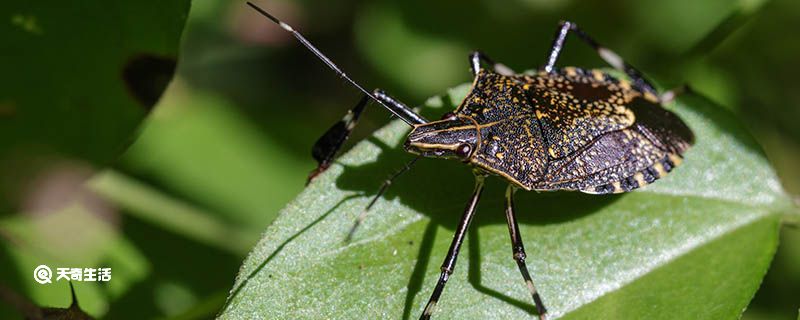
top-left (246, 2), bottom-right (425, 125)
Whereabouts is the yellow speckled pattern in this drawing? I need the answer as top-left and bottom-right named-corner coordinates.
top-left (439, 67), bottom-right (694, 193)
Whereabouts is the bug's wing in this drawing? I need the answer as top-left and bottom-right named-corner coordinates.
top-left (535, 96), bottom-right (693, 194)
top-left (528, 68), bottom-right (644, 159)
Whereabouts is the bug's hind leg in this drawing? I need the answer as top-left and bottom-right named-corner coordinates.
top-left (420, 174), bottom-right (486, 320)
top-left (470, 51), bottom-right (515, 76)
top-left (543, 21), bottom-right (658, 97)
top-left (504, 185), bottom-right (548, 319)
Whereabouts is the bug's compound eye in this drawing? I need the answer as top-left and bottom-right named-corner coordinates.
top-left (455, 143), bottom-right (472, 159)
top-left (440, 112), bottom-right (457, 121)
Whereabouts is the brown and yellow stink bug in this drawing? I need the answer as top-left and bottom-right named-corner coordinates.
top-left (247, 2), bottom-right (693, 319)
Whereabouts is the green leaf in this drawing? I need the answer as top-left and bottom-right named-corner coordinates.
top-left (0, 1), bottom-right (190, 211)
top-left (219, 84), bottom-right (793, 319)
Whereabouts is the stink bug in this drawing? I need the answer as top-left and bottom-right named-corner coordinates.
top-left (247, 2), bottom-right (693, 319)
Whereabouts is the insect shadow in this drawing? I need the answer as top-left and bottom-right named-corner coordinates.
top-left (333, 91), bottom-right (622, 317)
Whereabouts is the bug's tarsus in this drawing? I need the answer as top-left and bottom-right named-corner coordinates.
top-left (470, 51), bottom-right (515, 76)
top-left (420, 173), bottom-right (486, 320)
top-left (246, 1), bottom-right (426, 126)
top-left (345, 156), bottom-right (421, 241)
top-left (544, 20), bottom-right (658, 96)
top-left (505, 186), bottom-right (548, 319)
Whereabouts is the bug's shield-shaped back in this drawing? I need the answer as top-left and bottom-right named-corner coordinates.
top-left (456, 68), bottom-right (693, 193)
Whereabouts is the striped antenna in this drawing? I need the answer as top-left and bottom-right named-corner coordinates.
top-left (246, 2), bottom-right (425, 125)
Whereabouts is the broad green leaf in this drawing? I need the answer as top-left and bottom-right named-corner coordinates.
top-left (220, 84), bottom-right (793, 319)
top-left (0, 1), bottom-right (190, 211)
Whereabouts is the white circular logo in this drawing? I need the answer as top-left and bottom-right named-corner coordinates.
top-left (33, 265), bottom-right (52, 284)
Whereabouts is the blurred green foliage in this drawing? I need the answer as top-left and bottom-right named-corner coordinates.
top-left (0, 1), bottom-right (189, 212)
top-left (1, 0), bottom-right (799, 318)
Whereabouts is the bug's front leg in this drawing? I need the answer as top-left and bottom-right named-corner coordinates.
top-left (541, 22), bottom-right (693, 105)
top-left (307, 89), bottom-right (424, 184)
top-left (543, 21), bottom-right (659, 97)
top-left (420, 173), bottom-right (486, 319)
top-left (505, 185), bottom-right (548, 319)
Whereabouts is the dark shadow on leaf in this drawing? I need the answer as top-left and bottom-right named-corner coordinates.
top-left (467, 226), bottom-right (534, 315)
top-left (402, 221), bottom-right (437, 320)
top-left (218, 194), bottom-right (362, 315)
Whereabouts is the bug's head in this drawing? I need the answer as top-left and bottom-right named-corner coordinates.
top-left (404, 112), bottom-right (479, 162)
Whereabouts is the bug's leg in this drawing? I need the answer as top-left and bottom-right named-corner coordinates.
top-left (307, 88), bottom-right (426, 184)
top-left (307, 95), bottom-right (370, 184)
top-left (504, 185), bottom-right (548, 319)
top-left (420, 173), bottom-right (486, 320)
top-left (659, 84), bottom-right (692, 104)
top-left (469, 51), bottom-right (515, 76)
top-left (543, 21), bottom-right (658, 96)
top-left (345, 156), bottom-right (421, 241)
